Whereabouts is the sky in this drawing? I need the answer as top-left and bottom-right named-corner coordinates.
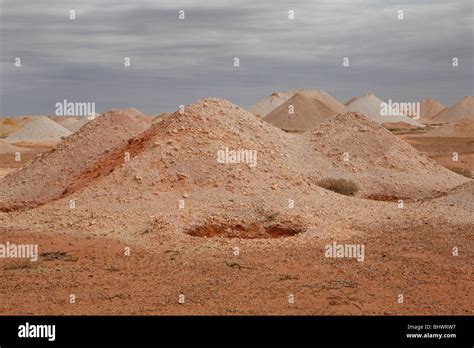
top-left (0, 0), bottom-right (473, 115)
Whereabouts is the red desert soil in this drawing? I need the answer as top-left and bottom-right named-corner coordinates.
top-left (0, 98), bottom-right (472, 315)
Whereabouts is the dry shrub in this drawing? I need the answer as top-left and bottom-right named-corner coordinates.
top-left (448, 167), bottom-right (472, 178)
top-left (317, 178), bottom-right (359, 196)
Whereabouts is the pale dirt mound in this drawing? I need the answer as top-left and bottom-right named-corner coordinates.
top-left (5, 116), bottom-right (72, 144)
top-left (251, 89), bottom-right (343, 118)
top-left (122, 107), bottom-right (145, 118)
top-left (264, 92), bottom-right (337, 131)
top-left (431, 96), bottom-right (474, 122)
top-left (422, 118), bottom-right (474, 137)
top-left (0, 118), bottom-right (22, 138)
top-left (420, 98), bottom-right (445, 122)
top-left (344, 92), bottom-right (423, 127)
top-left (0, 140), bottom-right (29, 154)
top-left (0, 110), bottom-right (148, 211)
top-left (296, 90), bottom-right (345, 113)
top-left (305, 112), bottom-right (468, 199)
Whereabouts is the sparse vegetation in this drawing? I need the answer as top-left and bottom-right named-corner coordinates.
top-left (448, 167), bottom-right (472, 178)
top-left (316, 178), bottom-right (359, 196)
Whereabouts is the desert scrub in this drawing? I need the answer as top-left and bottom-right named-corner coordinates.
top-left (317, 178), bottom-right (359, 196)
top-left (447, 167), bottom-right (472, 178)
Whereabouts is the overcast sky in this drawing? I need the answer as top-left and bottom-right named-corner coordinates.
top-left (0, 0), bottom-right (472, 115)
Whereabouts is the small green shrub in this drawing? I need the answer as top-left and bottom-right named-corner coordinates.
top-left (317, 178), bottom-right (359, 196)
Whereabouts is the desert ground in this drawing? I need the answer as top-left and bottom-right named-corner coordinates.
top-left (0, 93), bottom-right (472, 315)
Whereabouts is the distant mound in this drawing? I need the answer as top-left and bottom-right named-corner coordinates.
top-left (5, 116), bottom-right (72, 144)
top-left (420, 98), bottom-right (445, 122)
top-left (422, 118), bottom-right (474, 137)
top-left (344, 92), bottom-right (423, 127)
top-left (0, 110), bottom-right (148, 210)
top-left (264, 93), bottom-right (337, 131)
top-left (251, 89), bottom-right (343, 118)
top-left (431, 96), bottom-right (474, 122)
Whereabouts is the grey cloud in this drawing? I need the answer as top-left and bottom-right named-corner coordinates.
top-left (0, 0), bottom-right (472, 115)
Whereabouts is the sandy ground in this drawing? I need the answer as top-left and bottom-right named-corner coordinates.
top-left (0, 217), bottom-right (471, 315)
top-left (401, 135), bottom-right (474, 175)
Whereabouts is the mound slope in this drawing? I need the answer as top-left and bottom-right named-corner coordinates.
top-left (251, 90), bottom-right (343, 118)
top-left (431, 96), bottom-right (474, 122)
top-left (420, 98), bottom-right (445, 122)
top-left (305, 112), bottom-right (468, 198)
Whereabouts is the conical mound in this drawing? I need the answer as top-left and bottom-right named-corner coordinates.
top-left (431, 96), bottom-right (474, 122)
top-left (250, 91), bottom-right (294, 117)
top-left (304, 112), bottom-right (468, 199)
top-left (420, 98), bottom-right (445, 122)
top-left (264, 93), bottom-right (337, 131)
top-left (0, 110), bottom-right (148, 211)
top-left (296, 90), bottom-right (345, 113)
top-left (251, 89), bottom-right (343, 118)
top-left (5, 116), bottom-right (72, 143)
top-left (344, 92), bottom-right (423, 127)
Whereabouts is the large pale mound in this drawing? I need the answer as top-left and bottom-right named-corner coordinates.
top-left (422, 118), bottom-right (474, 137)
top-left (305, 112), bottom-right (468, 199)
top-left (420, 98), bottom-right (445, 122)
top-left (251, 89), bottom-right (343, 118)
top-left (264, 93), bottom-right (337, 131)
top-left (250, 91), bottom-right (294, 117)
top-left (0, 111), bottom-right (148, 210)
top-left (5, 116), bottom-right (72, 144)
top-left (431, 96), bottom-right (474, 122)
top-left (344, 92), bottom-right (423, 127)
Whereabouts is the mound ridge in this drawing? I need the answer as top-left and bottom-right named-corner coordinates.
top-left (420, 98), bottom-right (445, 122)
